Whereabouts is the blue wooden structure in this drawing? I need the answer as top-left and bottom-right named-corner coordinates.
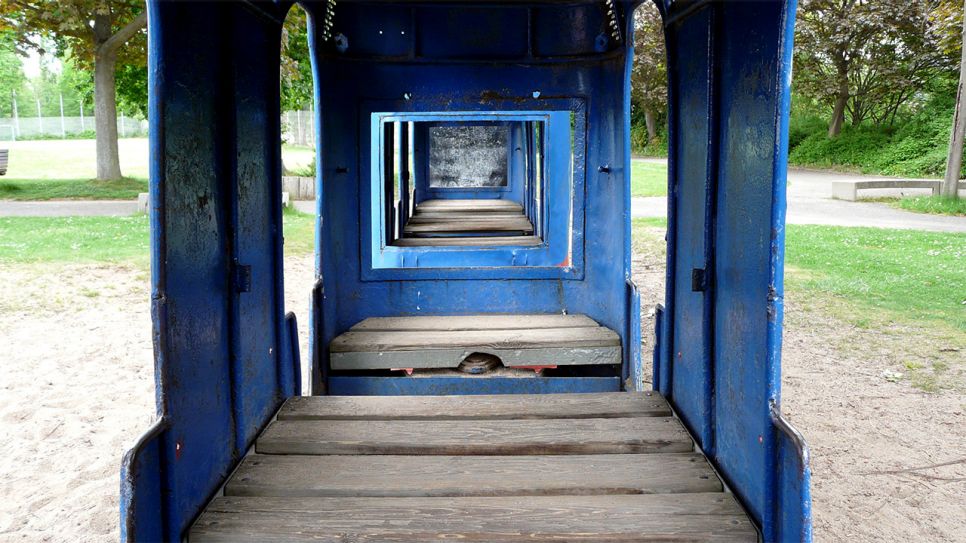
top-left (121, 0), bottom-right (811, 541)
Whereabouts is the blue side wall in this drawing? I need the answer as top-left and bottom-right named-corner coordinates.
top-left (656, 0), bottom-right (811, 540)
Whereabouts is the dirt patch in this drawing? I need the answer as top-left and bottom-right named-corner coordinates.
top-left (0, 244), bottom-right (963, 541)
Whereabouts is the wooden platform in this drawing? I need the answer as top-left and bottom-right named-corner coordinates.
top-left (400, 199), bottom-right (535, 242)
top-left (190, 392), bottom-right (756, 542)
top-left (329, 314), bottom-right (622, 371)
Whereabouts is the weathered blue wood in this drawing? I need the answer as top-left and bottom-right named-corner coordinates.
top-left (122, 1), bottom-right (810, 541)
top-left (328, 376), bottom-right (621, 396)
top-left (657, 0), bottom-right (811, 541)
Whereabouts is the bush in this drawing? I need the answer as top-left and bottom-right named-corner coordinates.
top-left (630, 122), bottom-right (668, 157)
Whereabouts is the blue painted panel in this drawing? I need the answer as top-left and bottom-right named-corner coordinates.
top-left (329, 376), bottom-right (621, 395)
top-left (230, 4), bottom-right (283, 453)
top-left (667, 5), bottom-right (715, 452)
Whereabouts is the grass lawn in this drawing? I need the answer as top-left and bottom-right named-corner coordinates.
top-left (630, 161), bottom-right (667, 197)
top-left (0, 139), bottom-right (315, 200)
top-left (0, 209), bottom-right (316, 266)
top-left (632, 218), bottom-right (965, 332)
top-left (890, 195), bottom-right (966, 217)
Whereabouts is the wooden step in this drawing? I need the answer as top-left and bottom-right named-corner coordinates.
top-left (393, 235), bottom-right (543, 247)
top-left (403, 218), bottom-right (534, 235)
top-left (277, 391), bottom-right (671, 420)
top-left (226, 453), bottom-right (719, 497)
top-left (329, 314), bottom-right (621, 371)
top-left (189, 393), bottom-right (756, 543)
top-left (255, 416), bottom-right (692, 455)
top-left (416, 198), bottom-right (524, 212)
top-left (190, 494), bottom-right (757, 543)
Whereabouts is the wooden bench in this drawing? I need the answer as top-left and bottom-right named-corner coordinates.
top-left (0, 149), bottom-right (8, 176)
top-left (189, 392), bottom-right (757, 542)
top-left (400, 199), bottom-right (536, 242)
top-left (328, 314), bottom-right (622, 371)
top-left (831, 179), bottom-right (965, 201)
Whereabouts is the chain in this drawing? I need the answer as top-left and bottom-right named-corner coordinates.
top-left (321, 0), bottom-right (337, 41)
top-left (604, 0), bottom-right (622, 43)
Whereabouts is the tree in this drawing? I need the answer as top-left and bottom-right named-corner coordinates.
top-left (794, 0), bottom-right (950, 137)
top-left (943, 0), bottom-right (966, 199)
top-left (0, 32), bottom-right (25, 118)
top-left (0, 1), bottom-right (146, 180)
top-left (281, 4), bottom-right (313, 112)
top-left (631, 2), bottom-right (666, 144)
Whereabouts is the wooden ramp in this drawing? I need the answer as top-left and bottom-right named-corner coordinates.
top-left (400, 199), bottom-right (535, 244)
top-left (329, 314), bottom-right (622, 371)
top-left (189, 393), bottom-right (757, 542)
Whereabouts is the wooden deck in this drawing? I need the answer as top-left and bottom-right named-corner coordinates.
top-left (328, 314), bottom-right (622, 371)
top-left (190, 392), bottom-right (756, 542)
top-left (400, 199), bottom-right (535, 242)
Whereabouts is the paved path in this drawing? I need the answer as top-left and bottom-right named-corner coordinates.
top-left (632, 161), bottom-right (966, 233)
top-left (0, 200), bottom-right (137, 217)
top-left (2, 164), bottom-right (964, 233)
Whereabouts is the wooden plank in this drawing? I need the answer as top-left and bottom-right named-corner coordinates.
top-left (417, 199), bottom-right (523, 211)
top-left (191, 495), bottom-right (756, 543)
top-left (408, 214), bottom-right (527, 223)
top-left (277, 392), bottom-right (672, 420)
top-left (393, 235), bottom-right (543, 247)
top-left (226, 453), bottom-right (717, 497)
top-left (256, 416), bottom-right (693, 455)
top-left (329, 345), bottom-right (621, 370)
top-left (330, 326), bottom-right (619, 352)
top-left (351, 314), bottom-right (600, 331)
top-left (404, 220), bottom-right (534, 234)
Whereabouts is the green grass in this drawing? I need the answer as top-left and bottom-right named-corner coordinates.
top-left (0, 177), bottom-right (148, 200)
top-left (0, 209), bottom-right (316, 265)
top-left (783, 225), bottom-right (966, 331)
top-left (0, 139), bottom-right (313, 200)
top-left (891, 196), bottom-right (966, 217)
top-left (630, 161), bottom-right (668, 197)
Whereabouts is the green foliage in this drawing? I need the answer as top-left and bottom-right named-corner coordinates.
top-left (280, 5), bottom-right (313, 111)
top-left (893, 196), bottom-right (966, 216)
top-left (630, 122), bottom-right (667, 157)
top-left (0, 32), bottom-right (25, 117)
top-left (788, 96), bottom-right (966, 178)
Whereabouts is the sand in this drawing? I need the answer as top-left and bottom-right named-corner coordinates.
top-left (0, 246), bottom-right (964, 541)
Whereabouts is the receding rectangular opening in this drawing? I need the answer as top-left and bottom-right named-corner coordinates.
top-left (364, 109), bottom-right (584, 279)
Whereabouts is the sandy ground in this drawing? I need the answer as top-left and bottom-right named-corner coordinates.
top-left (1, 242), bottom-right (964, 541)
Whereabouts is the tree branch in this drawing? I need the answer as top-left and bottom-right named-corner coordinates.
top-left (99, 9), bottom-right (147, 55)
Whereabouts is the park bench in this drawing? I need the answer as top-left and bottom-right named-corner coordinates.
top-left (831, 179), bottom-right (965, 201)
top-left (0, 149), bottom-right (8, 176)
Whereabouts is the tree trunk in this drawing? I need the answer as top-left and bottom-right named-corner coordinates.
top-left (94, 50), bottom-right (122, 181)
top-left (943, 0), bottom-right (966, 200)
top-left (644, 109), bottom-right (657, 142)
top-left (827, 57), bottom-right (849, 138)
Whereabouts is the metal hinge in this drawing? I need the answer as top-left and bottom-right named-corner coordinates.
top-left (691, 268), bottom-right (708, 292)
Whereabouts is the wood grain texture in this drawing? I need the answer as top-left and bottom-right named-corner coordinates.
top-left (277, 392), bottom-right (671, 420)
top-left (403, 219), bottom-right (534, 234)
top-left (417, 199), bottom-right (524, 211)
top-left (256, 416), bottom-right (693, 455)
top-left (190, 494), bottom-right (757, 543)
top-left (330, 326), bottom-right (619, 352)
top-left (350, 314), bottom-right (599, 331)
top-left (329, 345), bottom-right (621, 370)
top-left (226, 453), bottom-right (719, 497)
top-left (393, 235), bottom-right (543, 246)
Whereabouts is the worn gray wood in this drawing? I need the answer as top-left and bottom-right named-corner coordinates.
top-left (404, 219), bottom-right (534, 234)
top-left (394, 235), bottom-right (542, 247)
top-left (417, 199), bottom-right (523, 212)
top-left (226, 453), bottom-right (718, 497)
top-left (277, 392), bottom-right (672, 420)
top-left (350, 314), bottom-right (599, 331)
top-left (191, 494), bottom-right (756, 543)
top-left (408, 214), bottom-right (528, 223)
top-left (329, 345), bottom-right (621, 370)
top-left (256, 416), bottom-right (693, 455)
top-left (331, 326), bottom-right (619, 352)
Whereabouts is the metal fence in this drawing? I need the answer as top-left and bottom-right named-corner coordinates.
top-left (0, 115), bottom-right (148, 141)
top-left (0, 111), bottom-right (310, 143)
top-left (282, 110), bottom-right (314, 147)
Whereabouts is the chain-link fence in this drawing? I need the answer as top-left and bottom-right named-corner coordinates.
top-left (282, 110), bottom-right (314, 147)
top-left (0, 115), bottom-right (148, 141)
